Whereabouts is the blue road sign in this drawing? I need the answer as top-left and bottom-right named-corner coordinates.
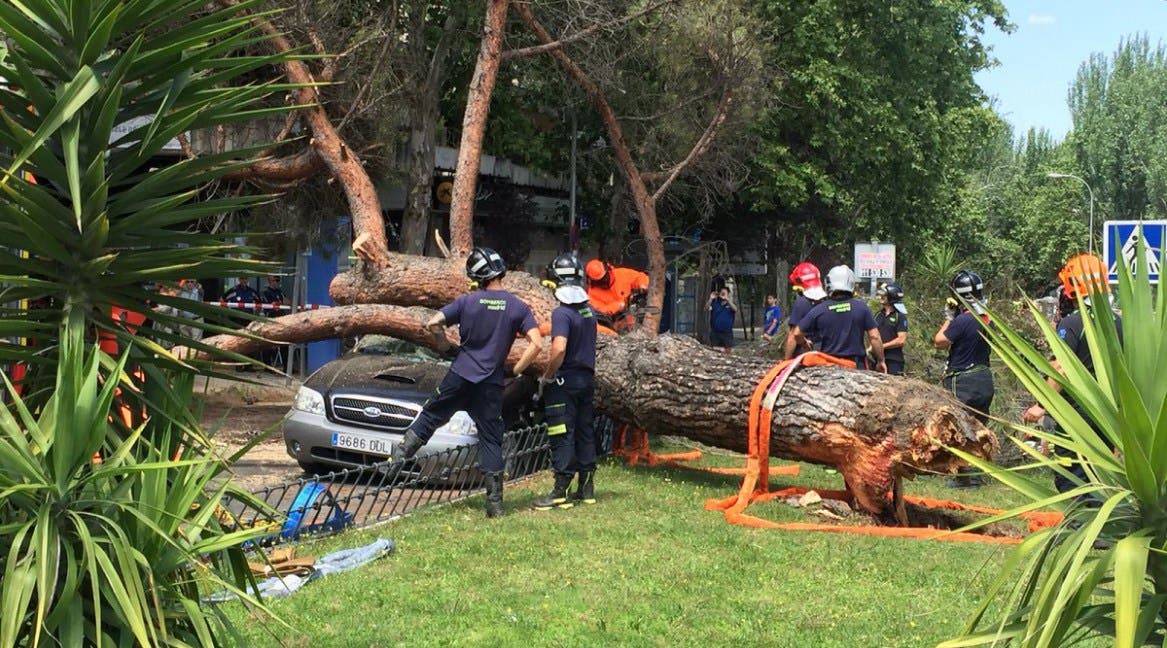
top-left (1102, 220), bottom-right (1164, 284)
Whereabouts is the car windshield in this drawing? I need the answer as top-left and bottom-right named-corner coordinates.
top-left (353, 335), bottom-right (444, 362)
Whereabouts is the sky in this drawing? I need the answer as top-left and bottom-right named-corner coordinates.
top-left (974, 0), bottom-right (1167, 140)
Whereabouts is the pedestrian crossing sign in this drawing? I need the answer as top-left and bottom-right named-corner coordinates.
top-left (1103, 220), bottom-right (1164, 284)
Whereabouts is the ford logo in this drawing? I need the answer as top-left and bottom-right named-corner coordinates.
top-left (363, 406), bottom-right (382, 418)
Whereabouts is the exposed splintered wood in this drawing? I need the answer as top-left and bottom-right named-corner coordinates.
top-left (594, 333), bottom-right (997, 514)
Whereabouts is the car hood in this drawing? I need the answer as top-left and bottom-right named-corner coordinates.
top-left (304, 354), bottom-right (448, 395)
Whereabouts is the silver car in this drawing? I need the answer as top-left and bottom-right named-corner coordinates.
top-left (283, 336), bottom-right (539, 481)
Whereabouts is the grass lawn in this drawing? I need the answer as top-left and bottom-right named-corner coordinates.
top-left (223, 443), bottom-right (1043, 648)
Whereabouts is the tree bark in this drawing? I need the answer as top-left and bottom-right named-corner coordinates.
top-left (399, 94), bottom-right (439, 255)
top-left (448, 0), bottom-right (509, 257)
top-left (329, 251), bottom-right (559, 324)
top-left (594, 333), bottom-right (996, 514)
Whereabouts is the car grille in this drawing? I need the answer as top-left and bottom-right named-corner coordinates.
top-left (330, 395), bottom-right (421, 431)
top-left (310, 447), bottom-right (383, 466)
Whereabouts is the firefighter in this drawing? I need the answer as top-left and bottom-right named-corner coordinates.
top-left (533, 253), bottom-right (599, 510)
top-left (874, 283), bottom-right (909, 376)
top-left (585, 259), bottom-right (649, 333)
top-left (396, 247), bottom-right (543, 518)
top-left (1022, 254), bottom-right (1122, 496)
top-left (933, 269), bottom-right (993, 488)
top-left (792, 265), bottom-right (885, 371)
top-left (783, 261), bottom-right (827, 359)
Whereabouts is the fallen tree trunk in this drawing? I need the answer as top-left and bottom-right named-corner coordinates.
top-left (594, 333), bottom-right (996, 514)
top-left (193, 301), bottom-right (996, 515)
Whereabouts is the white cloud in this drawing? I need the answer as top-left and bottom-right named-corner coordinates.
top-left (1028, 13), bottom-right (1056, 25)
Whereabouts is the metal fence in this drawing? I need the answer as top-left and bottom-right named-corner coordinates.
top-left (221, 417), bottom-right (614, 547)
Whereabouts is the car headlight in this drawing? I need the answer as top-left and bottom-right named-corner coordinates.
top-left (292, 386), bottom-right (325, 416)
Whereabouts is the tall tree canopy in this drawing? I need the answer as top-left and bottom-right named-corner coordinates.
top-left (1069, 35), bottom-right (1167, 221)
top-left (743, 0), bottom-right (1009, 261)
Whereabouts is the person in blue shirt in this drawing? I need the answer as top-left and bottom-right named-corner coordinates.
top-left (707, 286), bottom-right (737, 350)
top-left (761, 294), bottom-right (782, 342)
top-left (793, 265), bottom-right (886, 371)
top-left (533, 253), bottom-right (599, 510)
top-left (396, 247), bottom-right (543, 517)
top-left (933, 269), bottom-right (993, 488)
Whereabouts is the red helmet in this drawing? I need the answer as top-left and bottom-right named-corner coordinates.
top-left (585, 259), bottom-right (612, 286)
top-left (1058, 253), bottom-right (1109, 300)
top-left (789, 262), bottom-right (826, 299)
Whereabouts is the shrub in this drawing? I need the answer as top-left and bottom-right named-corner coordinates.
top-left (941, 243), bottom-right (1167, 647)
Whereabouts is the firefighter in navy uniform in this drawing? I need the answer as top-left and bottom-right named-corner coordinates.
top-left (792, 265), bottom-right (886, 372)
top-left (933, 269), bottom-right (994, 488)
top-left (874, 283), bottom-right (909, 376)
top-left (783, 261), bottom-right (827, 359)
top-left (533, 253), bottom-right (599, 510)
top-left (1022, 254), bottom-right (1122, 496)
top-left (396, 247), bottom-right (544, 518)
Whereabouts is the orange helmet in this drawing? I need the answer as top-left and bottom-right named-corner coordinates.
top-left (585, 259), bottom-right (611, 285)
top-left (789, 261), bottom-right (826, 300)
top-left (1058, 253), bottom-right (1109, 300)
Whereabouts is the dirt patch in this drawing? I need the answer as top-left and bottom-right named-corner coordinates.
top-left (197, 375), bottom-right (303, 491)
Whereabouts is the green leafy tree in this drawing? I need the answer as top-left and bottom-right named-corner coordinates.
top-left (1069, 35), bottom-right (1167, 220)
top-left (745, 0), bottom-right (1009, 262)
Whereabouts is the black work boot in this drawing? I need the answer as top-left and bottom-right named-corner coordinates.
top-left (532, 472), bottom-right (575, 511)
top-left (484, 471), bottom-right (505, 518)
top-left (396, 430), bottom-right (425, 461)
top-left (573, 470), bottom-right (596, 505)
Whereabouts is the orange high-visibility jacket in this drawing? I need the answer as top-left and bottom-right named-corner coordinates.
top-left (587, 267), bottom-right (649, 317)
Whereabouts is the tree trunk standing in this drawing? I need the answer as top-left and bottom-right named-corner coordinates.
top-left (399, 95), bottom-right (439, 255)
top-left (448, 0), bottom-right (509, 256)
top-left (593, 334), bottom-right (997, 514)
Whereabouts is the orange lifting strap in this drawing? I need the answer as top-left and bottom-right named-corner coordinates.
top-left (697, 352), bottom-right (1062, 545)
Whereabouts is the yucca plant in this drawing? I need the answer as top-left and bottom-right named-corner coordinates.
top-left (0, 321), bottom-right (275, 646)
top-left (0, 0), bottom-right (301, 644)
top-left (941, 239), bottom-right (1167, 647)
top-left (0, 0), bottom-right (291, 404)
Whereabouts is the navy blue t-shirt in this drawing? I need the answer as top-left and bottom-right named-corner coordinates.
top-left (551, 303), bottom-right (597, 374)
top-left (944, 311), bottom-right (991, 372)
top-left (798, 297), bottom-right (877, 364)
top-left (710, 298), bottom-right (735, 333)
top-left (875, 309), bottom-right (908, 363)
top-left (441, 290), bottom-right (538, 385)
top-left (788, 295), bottom-right (817, 328)
top-left (1057, 309), bottom-right (1123, 375)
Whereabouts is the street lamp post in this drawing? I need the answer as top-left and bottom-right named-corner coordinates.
top-left (1047, 172), bottom-right (1096, 256)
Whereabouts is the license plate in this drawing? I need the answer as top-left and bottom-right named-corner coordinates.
top-left (331, 432), bottom-right (393, 457)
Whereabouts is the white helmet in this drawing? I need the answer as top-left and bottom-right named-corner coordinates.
top-left (827, 265), bottom-right (856, 294)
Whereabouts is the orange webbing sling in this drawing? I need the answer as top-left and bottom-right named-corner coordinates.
top-left (702, 352), bottom-right (1062, 544)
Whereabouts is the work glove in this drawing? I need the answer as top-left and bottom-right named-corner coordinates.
top-left (540, 279), bottom-right (558, 290)
top-left (945, 297), bottom-right (960, 321)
